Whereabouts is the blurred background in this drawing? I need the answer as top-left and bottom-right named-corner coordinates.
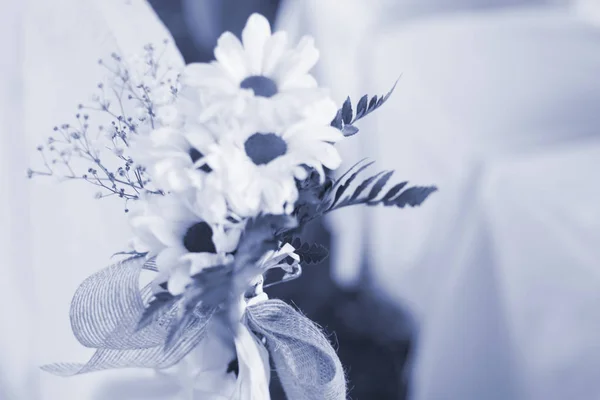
top-left (3, 0), bottom-right (600, 399)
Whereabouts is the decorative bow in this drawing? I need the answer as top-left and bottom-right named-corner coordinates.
top-left (42, 256), bottom-right (346, 400)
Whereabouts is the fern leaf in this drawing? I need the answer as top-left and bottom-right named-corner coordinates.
top-left (330, 160), bottom-right (375, 209)
top-left (368, 95), bottom-right (378, 111)
top-left (348, 170), bottom-right (387, 203)
top-left (164, 311), bottom-right (194, 351)
top-left (284, 237), bottom-right (329, 265)
top-left (342, 125), bottom-right (359, 137)
top-left (330, 78), bottom-right (400, 137)
top-left (381, 182), bottom-right (408, 205)
top-left (367, 170), bottom-right (394, 201)
top-left (325, 162), bottom-right (437, 212)
top-left (392, 186), bottom-right (437, 208)
top-left (355, 94), bottom-right (369, 119)
top-left (351, 78), bottom-right (400, 124)
top-left (330, 109), bottom-right (343, 129)
top-left (341, 97), bottom-right (353, 124)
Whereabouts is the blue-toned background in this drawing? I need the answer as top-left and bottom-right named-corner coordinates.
top-left (2, 0), bottom-right (600, 399)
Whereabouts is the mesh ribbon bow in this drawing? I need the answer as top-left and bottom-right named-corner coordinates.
top-left (42, 256), bottom-right (346, 400)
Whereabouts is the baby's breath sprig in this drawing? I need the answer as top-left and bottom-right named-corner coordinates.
top-left (28, 41), bottom-right (178, 211)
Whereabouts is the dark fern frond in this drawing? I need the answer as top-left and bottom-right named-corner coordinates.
top-left (330, 78), bottom-right (400, 137)
top-left (389, 186), bottom-right (439, 208)
top-left (329, 159), bottom-right (375, 209)
top-left (325, 162), bottom-right (436, 212)
top-left (136, 291), bottom-right (177, 332)
top-left (283, 237), bottom-right (329, 265)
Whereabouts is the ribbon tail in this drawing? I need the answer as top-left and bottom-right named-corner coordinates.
top-left (233, 321), bottom-right (271, 400)
top-left (246, 299), bottom-right (346, 400)
top-left (41, 255), bottom-right (213, 376)
top-left (41, 312), bottom-right (212, 376)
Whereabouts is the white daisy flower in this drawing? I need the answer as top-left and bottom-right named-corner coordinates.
top-left (180, 13), bottom-right (329, 128)
top-left (207, 99), bottom-right (344, 216)
top-left (131, 122), bottom-right (228, 209)
top-left (156, 299), bottom-right (270, 400)
top-left (130, 194), bottom-right (242, 296)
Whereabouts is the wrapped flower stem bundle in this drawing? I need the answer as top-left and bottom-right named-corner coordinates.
top-left (31, 13), bottom-right (436, 400)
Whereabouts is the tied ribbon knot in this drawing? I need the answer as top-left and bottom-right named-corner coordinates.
top-left (41, 256), bottom-right (346, 400)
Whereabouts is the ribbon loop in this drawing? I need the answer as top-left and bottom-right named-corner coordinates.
top-left (42, 257), bottom-right (212, 376)
top-left (246, 299), bottom-right (347, 400)
top-left (42, 258), bottom-right (347, 400)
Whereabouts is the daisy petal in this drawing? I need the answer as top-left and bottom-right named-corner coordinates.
top-left (156, 247), bottom-right (187, 273)
top-left (284, 123), bottom-right (343, 143)
top-left (181, 62), bottom-right (237, 92)
top-left (211, 223), bottom-right (242, 253)
top-left (214, 32), bottom-right (249, 82)
top-left (130, 216), bottom-right (175, 248)
top-left (294, 166), bottom-right (309, 180)
top-left (278, 73), bottom-right (318, 91)
top-left (301, 97), bottom-right (339, 124)
top-left (241, 13), bottom-right (272, 75)
top-left (309, 125), bottom-right (345, 142)
top-left (262, 31), bottom-right (288, 76)
top-left (323, 149), bottom-right (343, 171)
top-left (147, 218), bottom-right (184, 248)
top-left (273, 36), bottom-right (319, 84)
top-left (168, 267), bottom-right (193, 296)
top-left (311, 142), bottom-right (342, 170)
top-left (181, 253), bottom-right (218, 275)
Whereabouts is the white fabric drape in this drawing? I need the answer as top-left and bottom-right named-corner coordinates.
top-left (276, 0), bottom-right (571, 288)
top-left (1, 1), bottom-right (184, 399)
top-left (0, 2), bottom-right (36, 399)
top-left (406, 140), bottom-right (600, 400)
top-left (276, 0), bottom-right (393, 287)
top-left (277, 1), bottom-right (600, 399)
top-left (364, 4), bottom-right (600, 302)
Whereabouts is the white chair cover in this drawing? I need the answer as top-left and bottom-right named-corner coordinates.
top-left (363, 6), bottom-right (600, 399)
top-left (407, 140), bottom-right (600, 400)
top-left (1, 1), bottom-right (184, 398)
top-left (278, 2), bottom-right (600, 399)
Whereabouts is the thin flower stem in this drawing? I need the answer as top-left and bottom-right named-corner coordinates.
top-left (29, 42), bottom-right (175, 207)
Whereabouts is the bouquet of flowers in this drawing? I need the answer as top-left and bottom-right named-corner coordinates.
top-left (30, 13), bottom-right (436, 399)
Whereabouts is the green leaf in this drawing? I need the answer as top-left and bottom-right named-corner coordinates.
top-left (325, 164), bottom-right (437, 213)
top-left (188, 265), bottom-right (233, 310)
top-left (393, 186), bottom-right (438, 208)
top-left (349, 170), bottom-right (387, 202)
top-left (368, 95), bottom-right (378, 111)
top-left (330, 160), bottom-right (375, 209)
top-left (164, 311), bottom-right (193, 351)
top-left (332, 158), bottom-right (368, 189)
top-left (382, 77), bottom-right (400, 103)
top-left (341, 125), bottom-right (359, 137)
top-left (350, 78), bottom-right (400, 124)
top-left (341, 97), bottom-right (353, 125)
top-left (330, 109), bottom-right (343, 129)
top-left (236, 215), bottom-right (298, 268)
top-left (304, 243), bottom-right (329, 264)
top-left (136, 292), bottom-right (177, 332)
top-left (111, 250), bottom-right (147, 259)
top-left (367, 170), bottom-right (394, 200)
top-left (176, 214), bottom-right (298, 329)
top-left (355, 95), bottom-right (368, 119)
top-left (283, 237), bottom-right (329, 265)
top-left (381, 182), bottom-right (408, 205)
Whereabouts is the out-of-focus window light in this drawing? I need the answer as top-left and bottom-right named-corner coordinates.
top-left (573, 0), bottom-right (600, 25)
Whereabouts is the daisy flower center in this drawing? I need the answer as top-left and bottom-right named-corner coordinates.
top-left (183, 222), bottom-right (217, 253)
top-left (189, 147), bottom-right (212, 173)
top-left (244, 132), bottom-right (287, 165)
top-left (240, 75), bottom-right (278, 98)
